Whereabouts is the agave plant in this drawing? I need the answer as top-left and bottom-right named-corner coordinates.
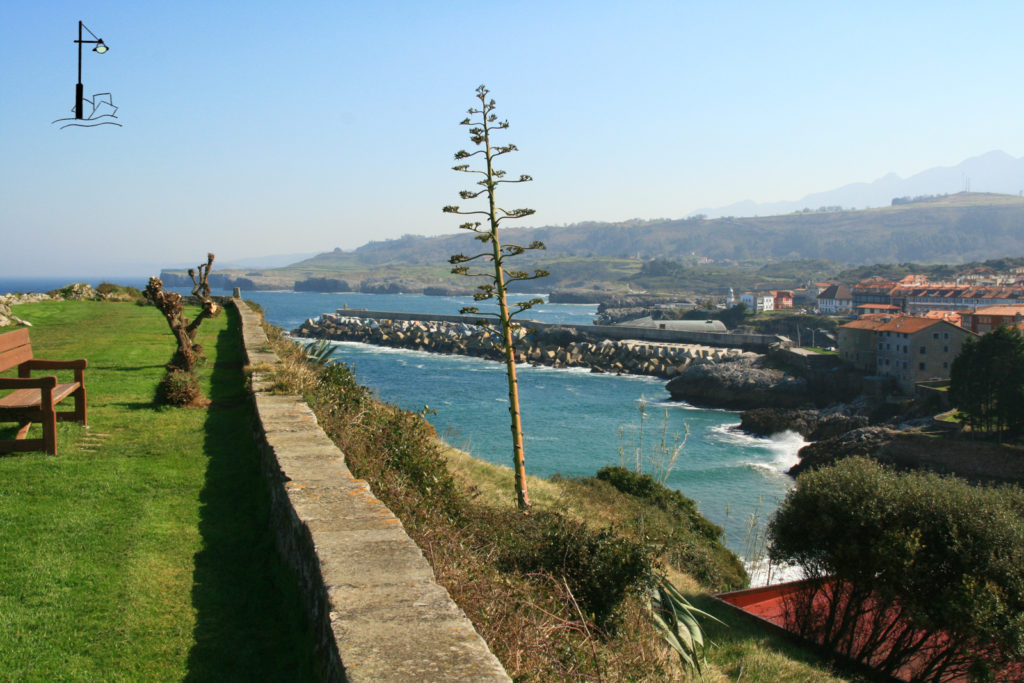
top-left (647, 573), bottom-right (723, 679)
top-left (302, 339), bottom-right (337, 366)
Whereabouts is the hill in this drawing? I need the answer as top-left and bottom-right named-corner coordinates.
top-left (162, 192), bottom-right (1024, 294)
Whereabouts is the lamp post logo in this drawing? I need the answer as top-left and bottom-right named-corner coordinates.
top-left (52, 21), bottom-right (121, 129)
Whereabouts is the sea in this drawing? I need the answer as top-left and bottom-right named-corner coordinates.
top-left (1, 278), bottom-right (804, 572)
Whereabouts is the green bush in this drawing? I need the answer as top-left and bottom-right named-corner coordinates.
top-left (593, 467), bottom-right (748, 591)
top-left (597, 467), bottom-right (718, 540)
top-left (487, 508), bottom-right (651, 633)
top-left (156, 369), bottom-right (201, 406)
top-left (769, 457), bottom-right (1024, 680)
top-left (96, 282), bottom-right (143, 300)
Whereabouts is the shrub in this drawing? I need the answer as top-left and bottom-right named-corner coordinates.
top-left (156, 369), bottom-right (201, 406)
top-left (591, 467), bottom-right (748, 591)
top-left (96, 282), bottom-right (143, 301)
top-left (487, 508), bottom-right (651, 633)
top-left (769, 457), bottom-right (1024, 680)
top-left (597, 467), bottom-right (718, 540)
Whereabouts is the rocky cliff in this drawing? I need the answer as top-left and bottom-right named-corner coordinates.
top-left (665, 358), bottom-right (809, 410)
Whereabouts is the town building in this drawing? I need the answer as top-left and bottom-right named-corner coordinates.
top-left (855, 303), bottom-right (900, 317)
top-left (838, 315), bottom-right (976, 394)
top-left (816, 284), bottom-right (853, 315)
top-left (851, 279), bottom-right (899, 309)
top-left (773, 290), bottom-right (794, 309)
top-left (959, 305), bottom-right (1024, 333)
top-left (836, 318), bottom-right (884, 371)
top-left (739, 292), bottom-right (775, 313)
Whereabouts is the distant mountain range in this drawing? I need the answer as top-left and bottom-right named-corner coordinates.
top-left (691, 150), bottom-right (1024, 218)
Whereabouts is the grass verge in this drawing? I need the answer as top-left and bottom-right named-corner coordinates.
top-left (0, 300), bottom-right (314, 681)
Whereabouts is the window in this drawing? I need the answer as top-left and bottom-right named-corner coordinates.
top-left (944, 345), bottom-right (949, 353)
top-left (932, 332), bottom-right (939, 339)
top-left (919, 346), bottom-right (926, 354)
top-left (944, 332), bottom-right (949, 339)
top-left (943, 361), bottom-right (949, 369)
top-left (878, 343), bottom-right (884, 350)
top-left (919, 362), bottom-right (926, 371)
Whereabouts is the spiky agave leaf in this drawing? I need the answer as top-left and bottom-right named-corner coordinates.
top-left (647, 573), bottom-right (724, 679)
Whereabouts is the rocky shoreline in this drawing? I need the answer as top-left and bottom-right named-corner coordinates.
top-left (739, 406), bottom-right (869, 441)
top-left (789, 426), bottom-right (1024, 483)
top-left (665, 360), bottom-right (810, 410)
top-left (293, 313), bottom-right (755, 379)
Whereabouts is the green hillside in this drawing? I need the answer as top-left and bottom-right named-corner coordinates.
top-left (163, 192), bottom-right (1024, 295)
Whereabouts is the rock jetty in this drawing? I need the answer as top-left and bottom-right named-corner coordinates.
top-left (293, 314), bottom-right (748, 379)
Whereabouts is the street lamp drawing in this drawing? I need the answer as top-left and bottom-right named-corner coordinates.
top-left (53, 20), bottom-right (120, 129)
top-left (75, 21), bottom-right (108, 119)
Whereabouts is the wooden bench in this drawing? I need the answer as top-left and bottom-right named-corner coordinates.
top-left (0, 328), bottom-right (87, 455)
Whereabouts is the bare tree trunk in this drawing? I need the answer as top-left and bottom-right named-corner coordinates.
top-left (145, 277), bottom-right (198, 372)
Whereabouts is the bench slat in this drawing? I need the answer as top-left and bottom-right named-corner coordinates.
top-left (0, 328), bottom-right (31, 354)
top-left (0, 383), bottom-right (80, 410)
top-left (0, 345), bottom-right (34, 373)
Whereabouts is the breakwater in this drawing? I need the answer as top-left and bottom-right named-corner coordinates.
top-left (294, 312), bottom-right (758, 379)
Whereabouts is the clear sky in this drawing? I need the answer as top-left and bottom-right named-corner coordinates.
top-left (4, 1), bottom-right (1024, 277)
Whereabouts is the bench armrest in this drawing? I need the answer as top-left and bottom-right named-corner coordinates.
top-left (22, 359), bottom-right (88, 371)
top-left (0, 375), bottom-right (57, 390)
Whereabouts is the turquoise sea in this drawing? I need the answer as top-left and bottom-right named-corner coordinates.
top-left (1, 281), bottom-right (803, 562)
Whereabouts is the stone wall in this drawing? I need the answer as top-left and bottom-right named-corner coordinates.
top-left (296, 314), bottom-right (755, 379)
top-left (235, 299), bottom-right (510, 683)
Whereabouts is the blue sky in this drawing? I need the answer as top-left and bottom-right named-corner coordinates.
top-left (3, 1), bottom-right (1024, 277)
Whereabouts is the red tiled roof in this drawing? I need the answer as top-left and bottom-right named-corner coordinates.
top-left (840, 318), bottom-right (887, 330)
top-left (967, 304), bottom-right (1024, 316)
top-left (874, 316), bottom-right (944, 334)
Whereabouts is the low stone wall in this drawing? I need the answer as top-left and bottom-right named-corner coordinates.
top-left (295, 314), bottom-right (754, 378)
top-left (235, 299), bottom-right (510, 682)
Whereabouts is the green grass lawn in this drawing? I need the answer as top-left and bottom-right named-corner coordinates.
top-left (0, 301), bottom-right (314, 681)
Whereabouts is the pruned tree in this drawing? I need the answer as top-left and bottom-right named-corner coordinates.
top-left (144, 253), bottom-right (221, 404)
top-left (443, 85), bottom-right (547, 510)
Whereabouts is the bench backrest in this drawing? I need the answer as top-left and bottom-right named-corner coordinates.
top-left (0, 329), bottom-right (33, 373)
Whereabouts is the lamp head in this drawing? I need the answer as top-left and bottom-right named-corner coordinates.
top-left (93, 40), bottom-right (108, 54)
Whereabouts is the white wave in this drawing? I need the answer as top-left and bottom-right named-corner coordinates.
top-left (710, 425), bottom-right (806, 475)
top-left (517, 364), bottom-right (594, 376)
top-left (645, 399), bottom-right (738, 414)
